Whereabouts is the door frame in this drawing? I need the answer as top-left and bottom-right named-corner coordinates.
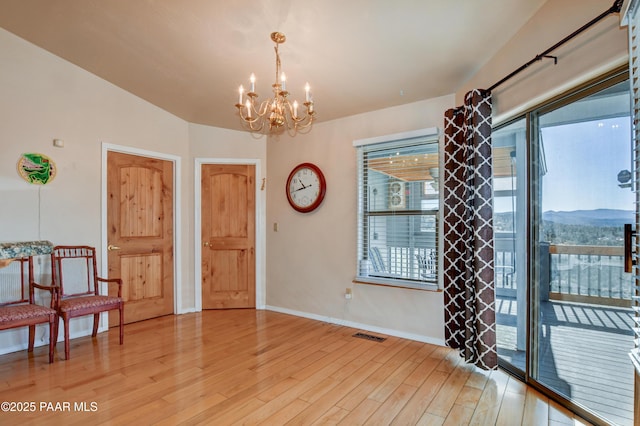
top-left (195, 158), bottom-right (265, 311)
top-left (494, 67), bottom-right (633, 425)
top-left (101, 143), bottom-right (183, 326)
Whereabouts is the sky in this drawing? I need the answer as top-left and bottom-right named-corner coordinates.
top-left (540, 116), bottom-right (633, 212)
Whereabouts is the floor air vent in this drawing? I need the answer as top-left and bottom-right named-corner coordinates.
top-left (353, 332), bottom-right (386, 342)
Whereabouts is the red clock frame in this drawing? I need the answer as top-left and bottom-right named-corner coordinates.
top-left (285, 162), bottom-right (327, 213)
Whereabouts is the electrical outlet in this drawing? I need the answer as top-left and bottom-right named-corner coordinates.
top-left (345, 288), bottom-right (353, 300)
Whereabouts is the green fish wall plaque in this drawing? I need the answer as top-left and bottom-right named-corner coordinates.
top-left (17, 153), bottom-right (57, 185)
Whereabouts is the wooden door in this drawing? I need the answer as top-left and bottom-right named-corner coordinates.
top-left (107, 151), bottom-right (174, 324)
top-left (201, 164), bottom-right (255, 309)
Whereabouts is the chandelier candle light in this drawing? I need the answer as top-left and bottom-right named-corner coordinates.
top-left (236, 32), bottom-right (315, 134)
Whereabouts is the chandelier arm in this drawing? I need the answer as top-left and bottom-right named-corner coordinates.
top-left (285, 118), bottom-right (314, 136)
top-left (236, 105), bottom-right (252, 123)
top-left (280, 98), bottom-right (315, 125)
top-left (294, 106), bottom-right (315, 124)
top-left (243, 115), bottom-right (266, 132)
top-left (293, 117), bottom-right (314, 130)
top-left (248, 121), bottom-right (266, 132)
top-left (237, 100), bottom-right (273, 133)
top-left (256, 99), bottom-right (271, 117)
top-left (237, 103), bottom-right (261, 125)
top-left (281, 98), bottom-right (296, 121)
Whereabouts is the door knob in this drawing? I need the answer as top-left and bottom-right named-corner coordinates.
top-left (107, 244), bottom-right (121, 251)
top-left (203, 241), bottom-right (210, 247)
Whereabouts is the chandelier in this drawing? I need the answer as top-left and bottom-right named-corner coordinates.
top-left (235, 32), bottom-right (315, 135)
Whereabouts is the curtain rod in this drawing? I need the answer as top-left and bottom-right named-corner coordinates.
top-left (487, 0), bottom-right (624, 93)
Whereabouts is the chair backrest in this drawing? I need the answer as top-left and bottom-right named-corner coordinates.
top-left (369, 247), bottom-right (387, 273)
top-left (0, 257), bottom-right (33, 307)
top-left (416, 251), bottom-right (435, 269)
top-left (51, 246), bottom-right (99, 298)
top-left (416, 250), bottom-right (436, 278)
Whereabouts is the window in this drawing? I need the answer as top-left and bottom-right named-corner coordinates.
top-left (354, 128), bottom-right (440, 290)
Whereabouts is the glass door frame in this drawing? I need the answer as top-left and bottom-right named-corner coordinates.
top-left (495, 65), bottom-right (632, 426)
top-left (493, 115), bottom-right (528, 378)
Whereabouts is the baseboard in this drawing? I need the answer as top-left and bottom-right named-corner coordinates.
top-left (0, 326), bottom-right (95, 356)
top-left (1, 306), bottom-right (446, 356)
top-left (176, 307), bottom-right (199, 314)
top-left (265, 305), bottom-right (445, 347)
top-left (0, 342), bottom-right (35, 356)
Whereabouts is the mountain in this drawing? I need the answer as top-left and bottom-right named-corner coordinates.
top-left (542, 209), bottom-right (634, 227)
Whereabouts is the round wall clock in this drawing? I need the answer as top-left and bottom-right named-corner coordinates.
top-left (286, 162), bottom-right (326, 213)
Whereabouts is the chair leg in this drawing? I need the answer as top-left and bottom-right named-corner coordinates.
top-left (119, 304), bottom-right (124, 345)
top-left (63, 315), bottom-right (70, 360)
top-left (48, 317), bottom-right (55, 363)
top-left (53, 315), bottom-right (59, 346)
top-left (28, 324), bottom-right (35, 352)
top-left (92, 313), bottom-right (100, 337)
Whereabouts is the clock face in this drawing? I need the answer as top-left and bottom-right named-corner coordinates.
top-left (286, 163), bottom-right (326, 213)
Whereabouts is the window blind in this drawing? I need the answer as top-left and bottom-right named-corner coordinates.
top-left (355, 132), bottom-right (440, 290)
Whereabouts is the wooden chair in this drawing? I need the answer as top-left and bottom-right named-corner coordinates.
top-left (369, 247), bottom-right (387, 274)
top-left (415, 250), bottom-right (437, 280)
top-left (50, 245), bottom-right (124, 360)
top-left (0, 257), bottom-right (57, 363)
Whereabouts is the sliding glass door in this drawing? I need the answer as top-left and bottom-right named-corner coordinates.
top-left (494, 118), bottom-right (527, 374)
top-left (531, 75), bottom-right (634, 425)
top-left (495, 69), bottom-right (635, 425)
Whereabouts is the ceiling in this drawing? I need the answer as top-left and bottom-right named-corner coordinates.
top-left (0, 0), bottom-right (548, 132)
top-left (369, 146), bottom-right (514, 183)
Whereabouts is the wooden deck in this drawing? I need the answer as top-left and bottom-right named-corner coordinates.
top-left (0, 309), bottom-right (592, 425)
top-left (497, 296), bottom-right (634, 426)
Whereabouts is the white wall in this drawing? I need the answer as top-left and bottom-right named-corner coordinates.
top-left (0, 27), bottom-right (259, 354)
top-left (0, 26), bottom-right (189, 352)
top-left (0, 0), bottom-right (630, 356)
top-left (266, 96), bottom-right (453, 345)
top-left (264, 0), bottom-right (629, 345)
top-left (0, 28), bottom-right (189, 245)
top-left (458, 0), bottom-right (628, 123)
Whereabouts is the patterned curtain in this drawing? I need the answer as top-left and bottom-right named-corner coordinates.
top-left (442, 89), bottom-right (497, 370)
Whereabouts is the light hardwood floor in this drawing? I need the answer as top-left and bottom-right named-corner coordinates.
top-left (0, 310), bottom-right (592, 425)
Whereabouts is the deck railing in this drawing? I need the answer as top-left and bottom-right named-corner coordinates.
top-left (385, 246), bottom-right (437, 282)
top-left (548, 244), bottom-right (632, 301)
top-left (495, 241), bottom-right (633, 304)
top-left (374, 239), bottom-right (632, 302)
